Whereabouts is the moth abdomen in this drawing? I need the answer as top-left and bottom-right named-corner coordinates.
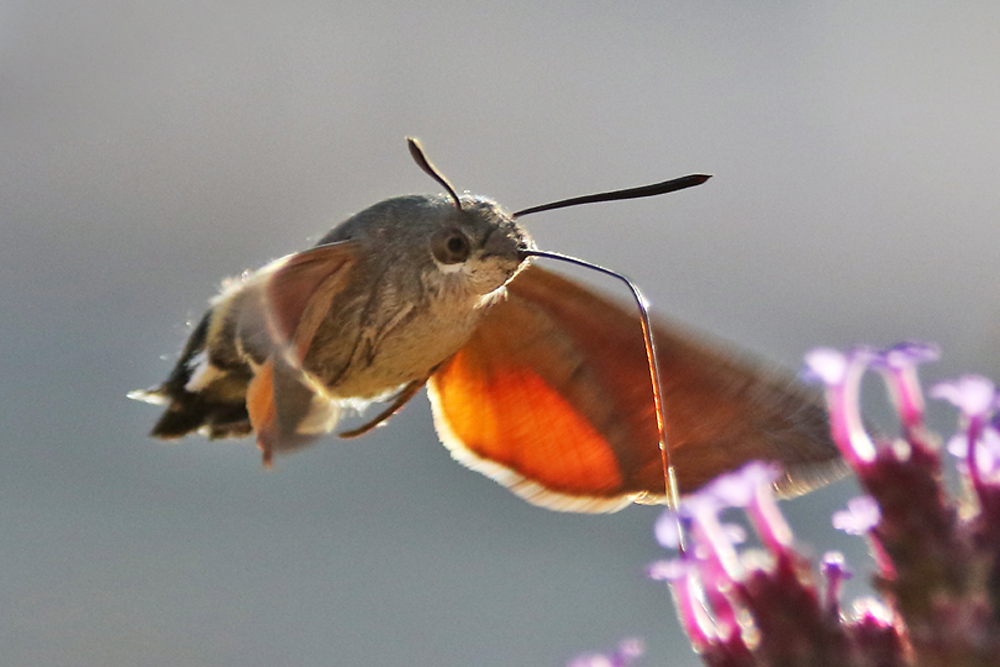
top-left (133, 305), bottom-right (256, 440)
top-left (150, 390), bottom-right (252, 440)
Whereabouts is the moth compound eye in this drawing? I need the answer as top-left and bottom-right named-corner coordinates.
top-left (431, 228), bottom-right (471, 265)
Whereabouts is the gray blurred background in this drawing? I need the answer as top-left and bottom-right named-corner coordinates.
top-left (3, 2), bottom-right (999, 666)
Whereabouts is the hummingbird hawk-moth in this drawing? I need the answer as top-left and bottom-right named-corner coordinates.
top-left (131, 139), bottom-right (842, 512)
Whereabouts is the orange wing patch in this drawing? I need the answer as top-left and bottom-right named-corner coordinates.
top-left (429, 265), bottom-right (842, 512)
top-left (428, 269), bottom-right (654, 512)
top-left (432, 346), bottom-right (624, 495)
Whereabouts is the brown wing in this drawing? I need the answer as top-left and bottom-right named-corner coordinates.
top-left (245, 242), bottom-right (359, 462)
top-left (263, 241), bottom-right (361, 361)
top-left (427, 264), bottom-right (843, 512)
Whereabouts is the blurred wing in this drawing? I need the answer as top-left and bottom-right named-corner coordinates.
top-left (263, 241), bottom-right (361, 361)
top-left (427, 264), bottom-right (843, 512)
top-left (245, 242), bottom-right (360, 462)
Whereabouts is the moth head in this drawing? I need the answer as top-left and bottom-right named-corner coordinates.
top-left (318, 194), bottom-right (533, 298)
top-left (425, 195), bottom-right (534, 292)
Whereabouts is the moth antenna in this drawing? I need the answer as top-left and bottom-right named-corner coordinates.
top-left (513, 174), bottom-right (710, 218)
top-left (519, 249), bottom-right (684, 549)
top-left (406, 137), bottom-right (462, 211)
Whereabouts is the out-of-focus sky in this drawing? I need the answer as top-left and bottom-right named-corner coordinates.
top-left (2, 2), bottom-right (999, 666)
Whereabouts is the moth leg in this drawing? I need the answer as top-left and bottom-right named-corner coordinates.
top-left (338, 376), bottom-right (429, 439)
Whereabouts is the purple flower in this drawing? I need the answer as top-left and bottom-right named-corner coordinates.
top-left (802, 347), bottom-right (877, 464)
top-left (871, 343), bottom-right (939, 434)
top-left (820, 552), bottom-right (852, 617)
top-left (945, 428), bottom-right (1000, 479)
top-left (566, 638), bottom-right (644, 667)
top-left (656, 490), bottom-right (743, 586)
top-left (933, 376), bottom-right (1000, 489)
top-left (649, 558), bottom-right (716, 651)
top-left (707, 462), bottom-right (793, 552)
top-left (831, 496), bottom-right (880, 535)
top-left (931, 375), bottom-right (998, 417)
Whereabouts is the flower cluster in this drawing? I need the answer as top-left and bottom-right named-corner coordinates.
top-left (649, 343), bottom-right (1000, 666)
